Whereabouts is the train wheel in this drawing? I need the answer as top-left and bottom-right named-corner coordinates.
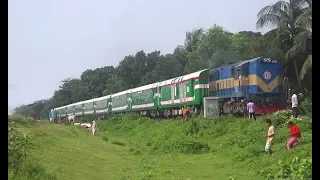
top-left (164, 109), bottom-right (171, 118)
top-left (150, 111), bottom-right (157, 119)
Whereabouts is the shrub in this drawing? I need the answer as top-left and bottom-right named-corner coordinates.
top-left (8, 114), bottom-right (36, 125)
top-left (63, 121), bottom-right (72, 126)
top-left (300, 98), bottom-right (312, 115)
top-left (259, 157), bottom-right (312, 180)
top-left (111, 140), bottom-right (126, 146)
top-left (152, 137), bottom-right (210, 154)
top-left (8, 127), bottom-right (31, 172)
top-left (102, 136), bottom-right (109, 141)
top-left (269, 110), bottom-right (292, 126)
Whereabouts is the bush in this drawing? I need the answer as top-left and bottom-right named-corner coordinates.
top-left (8, 114), bottom-right (36, 125)
top-left (268, 110), bottom-right (292, 126)
top-left (152, 137), bottom-right (210, 154)
top-left (300, 98), bottom-right (312, 115)
top-left (9, 163), bottom-right (57, 180)
top-left (63, 121), bottom-right (72, 125)
top-left (8, 119), bottom-right (57, 180)
top-left (8, 127), bottom-right (31, 172)
top-left (111, 140), bottom-right (126, 146)
top-left (102, 136), bottom-right (109, 141)
top-left (259, 157), bottom-right (312, 180)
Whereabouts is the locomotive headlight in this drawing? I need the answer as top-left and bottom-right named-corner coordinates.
top-left (264, 58), bottom-right (272, 63)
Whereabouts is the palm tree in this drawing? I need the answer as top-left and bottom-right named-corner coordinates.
top-left (184, 28), bottom-right (204, 53)
top-left (256, 0), bottom-right (312, 92)
top-left (286, 1), bottom-right (312, 81)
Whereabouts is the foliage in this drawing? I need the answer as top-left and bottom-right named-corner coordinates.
top-left (111, 140), bottom-right (126, 146)
top-left (8, 127), bottom-right (31, 172)
top-left (300, 98), bottom-right (312, 115)
top-left (8, 116), bottom-right (57, 180)
top-left (256, 0), bottom-right (312, 92)
top-left (9, 114), bottom-right (36, 125)
top-left (268, 109), bottom-right (293, 126)
top-left (259, 157), bottom-right (312, 180)
top-left (9, 162), bottom-right (57, 180)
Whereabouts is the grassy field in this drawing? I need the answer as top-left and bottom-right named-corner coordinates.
top-left (9, 111), bottom-right (312, 180)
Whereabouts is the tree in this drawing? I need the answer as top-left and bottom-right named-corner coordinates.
top-left (184, 28), bottom-right (204, 53)
top-left (256, 0), bottom-right (312, 91)
top-left (13, 105), bottom-right (34, 116)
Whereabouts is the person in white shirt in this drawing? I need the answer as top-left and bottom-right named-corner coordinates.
top-left (247, 100), bottom-right (256, 120)
top-left (291, 90), bottom-right (299, 118)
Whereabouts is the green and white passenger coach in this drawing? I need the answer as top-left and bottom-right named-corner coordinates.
top-left (54, 69), bottom-right (209, 119)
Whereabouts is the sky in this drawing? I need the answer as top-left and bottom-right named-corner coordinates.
top-left (8, 0), bottom-right (277, 112)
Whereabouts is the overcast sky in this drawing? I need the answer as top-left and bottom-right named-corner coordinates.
top-left (8, 0), bottom-right (277, 112)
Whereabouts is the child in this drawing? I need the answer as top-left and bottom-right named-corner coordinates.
top-left (287, 121), bottom-right (301, 150)
top-left (265, 119), bottom-right (275, 155)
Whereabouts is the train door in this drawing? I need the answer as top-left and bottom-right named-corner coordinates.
top-left (179, 83), bottom-right (187, 103)
top-left (216, 83), bottom-right (220, 96)
top-left (157, 86), bottom-right (160, 107)
top-left (171, 85), bottom-right (175, 104)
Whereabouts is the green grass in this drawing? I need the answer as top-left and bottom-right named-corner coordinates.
top-left (13, 113), bottom-right (312, 180)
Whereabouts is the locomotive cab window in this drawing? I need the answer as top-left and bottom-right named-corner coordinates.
top-left (243, 67), bottom-right (249, 76)
top-left (231, 68), bottom-right (236, 79)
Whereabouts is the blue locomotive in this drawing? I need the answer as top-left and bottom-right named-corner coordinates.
top-left (208, 57), bottom-right (287, 115)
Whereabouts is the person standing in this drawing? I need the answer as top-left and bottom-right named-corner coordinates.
top-left (287, 121), bottom-right (302, 150)
top-left (182, 106), bottom-right (190, 123)
top-left (48, 110), bottom-right (52, 122)
top-left (92, 121), bottom-right (97, 136)
top-left (265, 119), bottom-right (275, 155)
top-left (247, 100), bottom-right (256, 120)
top-left (291, 90), bottom-right (299, 118)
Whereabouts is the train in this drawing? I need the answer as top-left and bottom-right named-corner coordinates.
top-left (54, 57), bottom-right (288, 119)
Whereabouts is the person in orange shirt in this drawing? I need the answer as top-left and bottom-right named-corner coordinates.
top-left (287, 121), bottom-right (301, 150)
top-left (182, 106), bottom-right (190, 123)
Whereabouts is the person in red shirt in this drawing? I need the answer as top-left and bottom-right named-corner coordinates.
top-left (286, 121), bottom-right (302, 150)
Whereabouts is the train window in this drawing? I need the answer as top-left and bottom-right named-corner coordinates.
top-left (174, 85), bottom-right (177, 96)
top-left (231, 68), bottom-right (236, 78)
top-left (243, 67), bottom-right (249, 76)
top-left (209, 75), bottom-right (214, 81)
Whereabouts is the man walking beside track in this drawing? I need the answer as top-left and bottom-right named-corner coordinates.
top-left (291, 90), bottom-right (299, 118)
top-left (247, 100), bottom-right (256, 120)
top-left (182, 106), bottom-right (190, 123)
